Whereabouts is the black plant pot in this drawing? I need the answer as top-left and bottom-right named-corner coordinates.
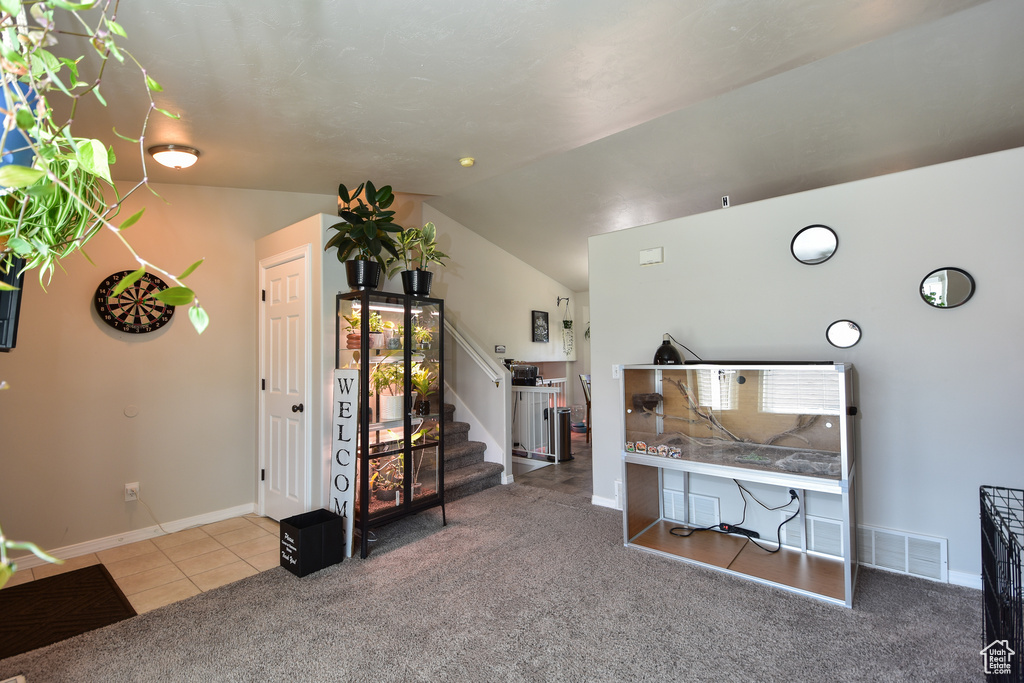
top-left (346, 260), bottom-right (382, 291)
top-left (401, 269), bottom-right (433, 297)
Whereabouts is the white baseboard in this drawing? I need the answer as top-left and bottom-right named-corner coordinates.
top-left (948, 570), bottom-right (982, 590)
top-left (12, 502), bottom-right (257, 570)
top-left (502, 473), bottom-right (515, 484)
top-left (592, 494), bottom-right (620, 510)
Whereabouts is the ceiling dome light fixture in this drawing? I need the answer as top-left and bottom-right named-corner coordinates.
top-left (148, 144), bottom-right (200, 169)
top-left (459, 157), bottom-right (475, 168)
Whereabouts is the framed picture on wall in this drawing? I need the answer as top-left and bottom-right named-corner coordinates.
top-left (532, 310), bottom-right (549, 342)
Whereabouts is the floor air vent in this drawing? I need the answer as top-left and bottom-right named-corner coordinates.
top-left (857, 525), bottom-right (947, 582)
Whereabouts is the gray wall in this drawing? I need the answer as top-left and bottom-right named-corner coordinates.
top-left (588, 146), bottom-right (1024, 582)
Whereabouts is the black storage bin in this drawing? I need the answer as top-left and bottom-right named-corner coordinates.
top-left (280, 509), bottom-right (345, 577)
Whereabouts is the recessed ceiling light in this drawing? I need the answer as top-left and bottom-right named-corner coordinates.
top-left (459, 157), bottom-right (475, 168)
top-left (148, 145), bottom-right (200, 169)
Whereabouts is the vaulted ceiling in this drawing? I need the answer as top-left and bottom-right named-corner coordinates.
top-left (68, 0), bottom-right (1024, 291)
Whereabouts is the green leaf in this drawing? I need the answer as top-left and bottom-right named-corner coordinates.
top-left (49, 1), bottom-right (96, 9)
top-left (23, 182), bottom-right (56, 198)
top-left (14, 108), bottom-right (33, 130)
top-left (76, 139), bottom-right (112, 183)
top-left (119, 208), bottom-right (145, 230)
top-left (338, 183), bottom-right (350, 204)
top-left (177, 258), bottom-right (204, 280)
top-left (188, 304), bottom-right (209, 334)
top-left (0, 281), bottom-right (17, 292)
top-left (0, 165), bottom-right (45, 188)
top-left (4, 540), bottom-right (61, 565)
top-left (112, 127), bottom-right (140, 143)
top-left (0, 563), bottom-right (10, 589)
top-left (153, 286), bottom-right (195, 306)
top-left (155, 107), bottom-right (180, 120)
top-left (365, 180), bottom-right (377, 205)
top-left (105, 18), bottom-right (127, 38)
top-left (92, 88), bottom-right (107, 106)
top-left (0, 0), bottom-right (21, 17)
top-left (112, 268), bottom-right (145, 296)
top-left (145, 75), bottom-right (163, 92)
top-left (375, 185), bottom-right (392, 204)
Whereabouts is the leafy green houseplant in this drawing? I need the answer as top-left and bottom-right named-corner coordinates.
top-left (410, 362), bottom-right (435, 415)
top-left (386, 221), bottom-right (449, 296)
top-left (325, 181), bottom-right (402, 290)
top-left (413, 323), bottom-right (433, 349)
top-left (370, 357), bottom-right (404, 421)
top-left (0, 0), bottom-right (207, 332)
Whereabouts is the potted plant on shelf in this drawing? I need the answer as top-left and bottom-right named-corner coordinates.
top-left (369, 357), bottom-right (405, 421)
top-left (343, 309), bottom-right (385, 349)
top-left (410, 362), bottom-right (436, 415)
top-left (386, 221), bottom-right (449, 296)
top-left (325, 181), bottom-right (403, 291)
top-left (370, 455), bottom-right (403, 501)
top-left (412, 324), bottom-right (433, 350)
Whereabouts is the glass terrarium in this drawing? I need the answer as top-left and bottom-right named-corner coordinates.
top-left (337, 291), bottom-right (445, 557)
top-left (623, 363), bottom-right (853, 481)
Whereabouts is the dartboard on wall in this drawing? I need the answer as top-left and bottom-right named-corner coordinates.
top-left (94, 270), bottom-right (175, 334)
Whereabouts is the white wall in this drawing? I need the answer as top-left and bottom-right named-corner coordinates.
top-left (0, 184), bottom-right (335, 552)
top-left (423, 204), bottom-right (578, 367)
top-left (589, 146), bottom-right (1024, 580)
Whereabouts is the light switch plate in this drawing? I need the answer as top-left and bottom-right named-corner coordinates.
top-left (639, 247), bottom-right (664, 265)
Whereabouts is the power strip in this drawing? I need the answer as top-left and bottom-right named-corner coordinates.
top-left (718, 523), bottom-right (760, 539)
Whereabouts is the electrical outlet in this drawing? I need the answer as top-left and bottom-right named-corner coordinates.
top-left (124, 482), bottom-right (139, 502)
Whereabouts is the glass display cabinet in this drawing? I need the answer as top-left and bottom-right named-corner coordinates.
top-left (621, 362), bottom-right (858, 606)
top-left (337, 291), bottom-right (445, 558)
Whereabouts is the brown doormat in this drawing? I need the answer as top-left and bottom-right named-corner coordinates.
top-left (0, 564), bottom-right (136, 659)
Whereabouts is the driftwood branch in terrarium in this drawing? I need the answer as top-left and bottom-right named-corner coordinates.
top-left (763, 414), bottom-right (820, 446)
top-left (664, 379), bottom-right (746, 443)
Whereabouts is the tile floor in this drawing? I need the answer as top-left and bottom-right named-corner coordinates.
top-left (515, 430), bottom-right (594, 499)
top-left (2, 514), bottom-right (280, 614)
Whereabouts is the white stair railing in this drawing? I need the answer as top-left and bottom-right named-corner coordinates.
top-left (443, 320), bottom-right (513, 483)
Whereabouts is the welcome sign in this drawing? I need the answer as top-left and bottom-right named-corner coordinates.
top-left (331, 369), bottom-right (358, 557)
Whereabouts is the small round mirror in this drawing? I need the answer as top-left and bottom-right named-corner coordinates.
top-left (920, 267), bottom-right (975, 308)
top-left (826, 320), bottom-right (861, 348)
top-left (791, 224), bottom-right (838, 265)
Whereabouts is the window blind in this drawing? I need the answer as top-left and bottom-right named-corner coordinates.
top-left (760, 367), bottom-right (841, 415)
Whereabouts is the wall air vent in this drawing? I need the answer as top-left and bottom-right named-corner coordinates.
top-left (781, 514), bottom-right (844, 557)
top-left (857, 525), bottom-right (947, 582)
top-left (663, 489), bottom-right (720, 528)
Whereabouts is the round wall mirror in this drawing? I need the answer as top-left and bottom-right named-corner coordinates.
top-left (826, 320), bottom-right (861, 348)
top-left (920, 267), bottom-right (975, 308)
top-left (791, 225), bottom-right (838, 265)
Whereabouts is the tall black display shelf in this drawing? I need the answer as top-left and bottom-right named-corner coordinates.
top-left (336, 290), bottom-right (446, 558)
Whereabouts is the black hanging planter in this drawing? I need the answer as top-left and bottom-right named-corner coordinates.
top-left (346, 260), bottom-right (382, 291)
top-left (401, 269), bottom-right (433, 297)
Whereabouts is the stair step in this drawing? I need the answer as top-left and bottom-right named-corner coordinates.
top-left (444, 421), bottom-right (470, 447)
top-left (445, 439), bottom-right (486, 472)
top-left (445, 461), bottom-right (504, 503)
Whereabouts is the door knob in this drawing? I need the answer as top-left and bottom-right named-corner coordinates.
top-left (292, 404), bottom-right (304, 413)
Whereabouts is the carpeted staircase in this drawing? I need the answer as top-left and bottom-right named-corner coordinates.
top-left (442, 403), bottom-right (504, 501)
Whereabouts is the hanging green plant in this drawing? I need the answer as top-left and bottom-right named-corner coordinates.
top-left (0, 0), bottom-right (208, 332)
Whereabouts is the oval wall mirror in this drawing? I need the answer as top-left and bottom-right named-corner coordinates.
top-left (791, 224), bottom-right (838, 265)
top-left (826, 320), bottom-right (861, 348)
top-left (920, 267), bottom-right (975, 308)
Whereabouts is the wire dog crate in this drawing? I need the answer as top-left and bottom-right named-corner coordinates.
top-left (981, 486), bottom-right (1024, 681)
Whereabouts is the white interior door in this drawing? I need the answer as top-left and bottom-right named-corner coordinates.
top-left (260, 249), bottom-right (310, 521)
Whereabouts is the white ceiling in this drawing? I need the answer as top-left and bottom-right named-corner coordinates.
top-left (68, 0), bottom-right (1024, 292)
